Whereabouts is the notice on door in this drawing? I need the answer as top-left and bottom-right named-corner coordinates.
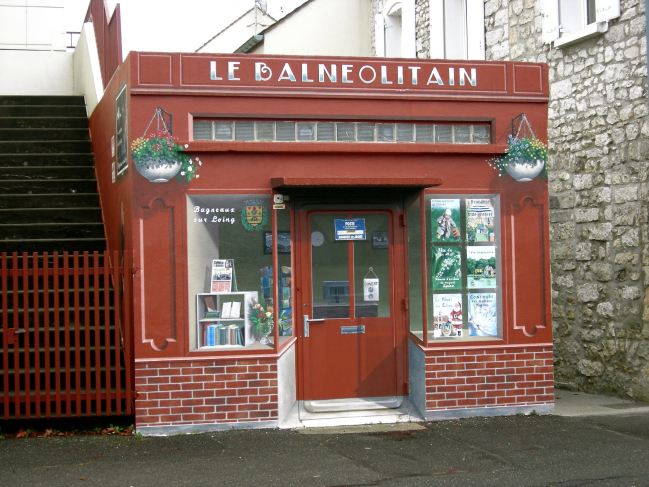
top-left (334, 218), bottom-right (366, 241)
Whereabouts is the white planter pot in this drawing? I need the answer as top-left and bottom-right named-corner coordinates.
top-left (134, 159), bottom-right (182, 183)
top-left (504, 159), bottom-right (545, 182)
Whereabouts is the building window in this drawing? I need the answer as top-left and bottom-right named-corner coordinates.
top-left (429, 0), bottom-right (485, 60)
top-left (542, 0), bottom-right (620, 47)
top-left (375, 0), bottom-right (416, 58)
top-left (194, 120), bottom-right (491, 144)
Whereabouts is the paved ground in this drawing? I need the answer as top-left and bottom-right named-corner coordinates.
top-left (1, 391), bottom-right (648, 486)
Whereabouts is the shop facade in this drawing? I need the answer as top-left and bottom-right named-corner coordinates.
top-left (89, 53), bottom-right (552, 434)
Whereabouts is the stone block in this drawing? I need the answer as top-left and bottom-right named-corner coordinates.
top-left (590, 262), bottom-right (614, 281)
top-left (588, 222), bottom-right (613, 241)
top-left (592, 187), bottom-right (612, 203)
top-left (573, 174), bottom-right (593, 190)
top-left (575, 208), bottom-right (599, 222)
top-left (576, 242), bottom-right (592, 261)
top-left (577, 283), bottom-right (599, 302)
top-left (597, 301), bottom-right (615, 317)
top-left (613, 205), bottom-right (636, 226)
top-left (578, 358), bottom-right (603, 376)
top-left (551, 242), bottom-right (574, 260)
top-left (617, 286), bottom-right (641, 300)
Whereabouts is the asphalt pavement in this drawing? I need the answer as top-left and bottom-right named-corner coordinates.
top-left (1, 390), bottom-right (648, 487)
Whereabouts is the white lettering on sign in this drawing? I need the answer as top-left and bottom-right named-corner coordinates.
top-left (208, 61), bottom-right (479, 88)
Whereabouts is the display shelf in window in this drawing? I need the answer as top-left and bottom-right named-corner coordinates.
top-left (196, 291), bottom-right (258, 349)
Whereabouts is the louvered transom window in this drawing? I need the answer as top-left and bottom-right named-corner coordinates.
top-left (193, 121), bottom-right (491, 144)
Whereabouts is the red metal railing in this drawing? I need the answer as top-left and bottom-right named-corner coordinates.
top-left (0, 251), bottom-right (133, 420)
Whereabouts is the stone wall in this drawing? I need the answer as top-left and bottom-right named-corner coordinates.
top-left (370, 0), bottom-right (649, 401)
top-left (485, 0), bottom-right (649, 401)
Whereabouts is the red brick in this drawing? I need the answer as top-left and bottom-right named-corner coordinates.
top-left (248, 365), bottom-right (270, 372)
top-left (477, 397), bottom-right (497, 406)
top-left (476, 383), bottom-right (496, 391)
top-left (235, 388), bottom-right (258, 396)
top-left (159, 384), bottom-right (182, 391)
top-left (496, 354), bottom-right (516, 361)
top-left (147, 407), bottom-right (171, 415)
top-left (438, 371), bottom-right (457, 378)
top-left (215, 389), bottom-right (239, 397)
top-left (537, 366), bottom-right (553, 373)
top-left (226, 412), bottom-right (249, 420)
top-left (158, 399), bottom-right (182, 407)
top-left (181, 367), bottom-right (205, 375)
top-left (204, 413), bottom-right (228, 421)
top-left (248, 395), bottom-right (270, 403)
top-left (174, 391), bottom-right (194, 399)
top-left (147, 376), bottom-right (170, 384)
top-left (158, 368), bottom-right (182, 376)
top-left (466, 377), bottom-right (485, 384)
top-left (505, 374), bottom-right (525, 382)
top-left (426, 378), bottom-right (446, 386)
top-left (537, 394), bottom-right (554, 401)
top-left (148, 392), bottom-right (171, 400)
top-left (259, 402), bottom-right (278, 411)
top-left (170, 376), bottom-right (189, 384)
top-left (269, 380), bottom-right (278, 387)
top-left (436, 356), bottom-right (457, 363)
top-left (192, 374), bottom-right (216, 382)
top-left (169, 406), bottom-right (194, 414)
top-left (457, 399), bottom-right (477, 407)
top-left (250, 380), bottom-right (270, 388)
top-left (466, 391), bottom-right (486, 399)
top-left (484, 361), bottom-right (505, 369)
top-left (237, 404), bottom-right (260, 411)
top-left (237, 373), bottom-right (259, 380)
top-left (194, 390), bottom-right (217, 398)
top-left (183, 398), bottom-right (205, 406)
top-left (202, 382), bottom-right (227, 390)
top-left (526, 374), bottom-right (545, 381)
top-left (485, 376), bottom-right (505, 383)
top-left (182, 413), bottom-right (206, 421)
top-left (496, 397), bottom-right (517, 405)
top-left (259, 372), bottom-right (277, 379)
top-left (476, 355), bottom-right (497, 362)
top-left (526, 387), bottom-right (546, 395)
top-left (225, 366), bottom-right (248, 373)
top-left (456, 356), bottom-right (477, 363)
top-left (259, 387), bottom-right (277, 395)
top-left (437, 400), bottom-right (458, 407)
top-left (226, 396), bottom-right (249, 404)
top-left (445, 392), bottom-right (467, 399)
top-left (496, 382), bottom-right (516, 390)
top-left (158, 415), bottom-right (182, 423)
top-left (250, 410), bottom-right (271, 418)
top-left (446, 378), bottom-right (467, 385)
top-left (515, 353), bottom-right (534, 360)
top-left (137, 415), bottom-right (160, 424)
top-left (436, 385), bottom-right (457, 393)
top-left (225, 381), bottom-right (249, 389)
top-left (193, 406), bottom-right (217, 413)
top-left (269, 364), bottom-right (278, 371)
top-left (204, 397), bottom-right (227, 406)
top-left (181, 383), bottom-right (203, 390)
top-left (204, 366), bottom-right (227, 374)
top-left (464, 363), bottom-right (487, 370)
top-left (136, 369), bottom-right (159, 377)
top-left (458, 384), bottom-right (477, 392)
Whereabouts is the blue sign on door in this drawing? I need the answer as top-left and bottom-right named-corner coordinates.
top-left (334, 218), bottom-right (366, 241)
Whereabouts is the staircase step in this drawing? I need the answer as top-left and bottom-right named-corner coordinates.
top-left (0, 140), bottom-right (92, 154)
top-left (0, 208), bottom-right (102, 224)
top-left (0, 117), bottom-right (89, 129)
top-left (0, 166), bottom-right (95, 180)
top-left (0, 238), bottom-right (106, 253)
top-left (0, 154), bottom-right (95, 167)
top-left (1, 222), bottom-right (104, 240)
top-left (0, 96), bottom-right (85, 106)
top-left (0, 179), bottom-right (97, 194)
top-left (0, 193), bottom-right (99, 209)
top-left (0, 105), bottom-right (87, 117)
top-left (0, 128), bottom-right (89, 141)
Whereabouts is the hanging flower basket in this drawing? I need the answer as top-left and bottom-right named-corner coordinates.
top-left (130, 108), bottom-right (202, 184)
top-left (488, 114), bottom-right (548, 183)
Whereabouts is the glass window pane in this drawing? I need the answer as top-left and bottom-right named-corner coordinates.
top-left (444, 0), bottom-right (466, 59)
top-left (454, 125), bottom-right (471, 143)
top-left (472, 125), bottom-right (490, 144)
top-left (317, 122), bottom-right (335, 141)
top-left (353, 214), bottom-right (390, 318)
top-left (408, 197), bottom-right (424, 340)
top-left (415, 124), bottom-right (434, 143)
top-left (276, 122), bottom-right (296, 141)
top-left (435, 125), bottom-right (452, 143)
top-left (396, 124), bottom-right (414, 142)
top-left (377, 123), bottom-right (395, 142)
top-left (214, 121), bottom-right (233, 141)
top-left (193, 121), bottom-right (212, 140)
top-left (276, 207), bottom-right (293, 343)
top-left (256, 122), bottom-right (275, 141)
top-left (357, 123), bottom-right (375, 142)
top-left (336, 123), bottom-right (355, 142)
top-left (234, 121), bottom-right (254, 141)
top-left (297, 122), bottom-right (316, 141)
top-left (311, 214), bottom-right (350, 319)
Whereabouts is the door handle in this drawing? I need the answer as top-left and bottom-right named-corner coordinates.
top-left (303, 315), bottom-right (324, 338)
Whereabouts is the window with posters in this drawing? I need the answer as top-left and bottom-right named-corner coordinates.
top-left (408, 194), bottom-right (502, 343)
top-left (186, 194), bottom-right (293, 351)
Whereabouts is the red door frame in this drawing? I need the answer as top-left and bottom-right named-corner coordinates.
top-left (294, 206), bottom-right (409, 402)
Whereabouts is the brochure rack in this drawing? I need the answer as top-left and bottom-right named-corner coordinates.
top-left (196, 291), bottom-right (258, 349)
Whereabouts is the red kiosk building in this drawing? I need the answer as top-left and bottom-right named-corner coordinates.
top-left (89, 53), bottom-right (552, 433)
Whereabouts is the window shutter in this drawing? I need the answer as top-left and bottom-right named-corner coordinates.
top-left (429, 0), bottom-right (445, 59)
top-left (595, 0), bottom-right (620, 22)
top-left (401, 0), bottom-right (417, 58)
top-left (375, 13), bottom-right (385, 57)
top-left (466, 0), bottom-right (485, 60)
top-left (541, 0), bottom-right (559, 44)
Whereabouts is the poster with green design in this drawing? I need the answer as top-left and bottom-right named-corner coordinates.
top-left (466, 198), bottom-right (494, 242)
top-left (432, 246), bottom-right (462, 290)
top-left (431, 199), bottom-right (460, 242)
top-left (467, 246), bottom-right (496, 288)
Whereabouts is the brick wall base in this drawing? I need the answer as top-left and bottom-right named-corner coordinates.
top-left (424, 346), bottom-right (554, 414)
top-left (135, 358), bottom-right (279, 428)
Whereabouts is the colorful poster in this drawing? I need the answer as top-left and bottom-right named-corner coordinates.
top-left (468, 293), bottom-right (498, 336)
top-left (467, 246), bottom-right (497, 288)
top-left (466, 199), bottom-right (495, 242)
top-left (432, 246), bottom-right (462, 290)
top-left (432, 294), bottom-right (463, 338)
top-left (431, 199), bottom-right (461, 242)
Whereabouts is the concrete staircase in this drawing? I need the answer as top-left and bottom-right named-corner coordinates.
top-left (0, 96), bottom-right (106, 253)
